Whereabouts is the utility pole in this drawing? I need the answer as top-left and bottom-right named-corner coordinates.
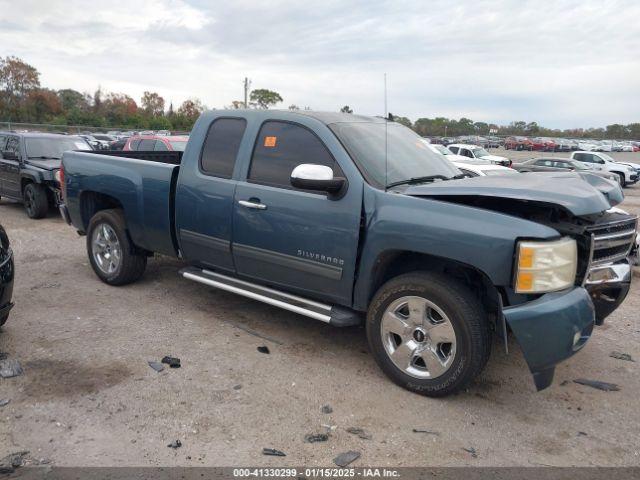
top-left (243, 77), bottom-right (251, 108)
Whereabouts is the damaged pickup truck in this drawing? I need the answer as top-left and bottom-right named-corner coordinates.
top-left (59, 111), bottom-right (637, 397)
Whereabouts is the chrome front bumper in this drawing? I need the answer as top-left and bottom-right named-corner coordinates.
top-left (584, 259), bottom-right (632, 324)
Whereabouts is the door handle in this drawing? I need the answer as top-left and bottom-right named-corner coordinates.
top-left (238, 199), bottom-right (267, 210)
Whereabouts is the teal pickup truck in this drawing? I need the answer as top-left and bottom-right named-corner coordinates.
top-left (59, 110), bottom-right (637, 397)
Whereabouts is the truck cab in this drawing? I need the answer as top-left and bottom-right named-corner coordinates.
top-left (570, 151), bottom-right (638, 187)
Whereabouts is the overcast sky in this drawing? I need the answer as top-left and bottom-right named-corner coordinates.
top-left (1, 0), bottom-right (638, 128)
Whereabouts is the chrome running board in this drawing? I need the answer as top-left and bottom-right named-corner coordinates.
top-left (180, 267), bottom-right (361, 326)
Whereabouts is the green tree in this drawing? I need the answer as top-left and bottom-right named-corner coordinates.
top-left (141, 91), bottom-right (165, 117)
top-left (393, 116), bottom-right (412, 128)
top-left (0, 55), bottom-right (40, 119)
top-left (249, 89), bottom-right (282, 109)
top-left (340, 105), bottom-right (353, 113)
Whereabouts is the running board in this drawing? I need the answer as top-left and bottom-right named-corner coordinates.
top-left (180, 267), bottom-right (362, 327)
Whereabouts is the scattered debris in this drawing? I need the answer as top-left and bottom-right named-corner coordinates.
top-left (610, 351), bottom-right (634, 362)
top-left (262, 448), bottom-right (285, 457)
top-left (321, 404), bottom-right (333, 414)
top-left (161, 356), bottom-right (181, 368)
top-left (0, 451), bottom-right (29, 474)
top-left (257, 346), bottom-right (270, 354)
top-left (346, 427), bottom-right (372, 440)
top-left (167, 440), bottom-right (182, 449)
top-left (578, 431), bottom-right (588, 436)
top-left (233, 384), bottom-right (243, 390)
top-left (0, 399), bottom-right (10, 407)
top-left (333, 451), bottom-right (360, 467)
top-left (412, 428), bottom-right (440, 436)
top-left (0, 358), bottom-right (23, 378)
top-left (462, 447), bottom-right (478, 458)
top-left (148, 361), bottom-right (164, 373)
top-left (560, 380), bottom-right (569, 386)
top-left (305, 433), bottom-right (329, 443)
top-left (573, 378), bottom-right (620, 392)
top-left (321, 424), bottom-right (337, 433)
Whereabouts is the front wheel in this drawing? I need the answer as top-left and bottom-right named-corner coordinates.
top-left (87, 209), bottom-right (147, 285)
top-left (366, 272), bottom-right (491, 397)
top-left (23, 183), bottom-right (49, 219)
top-left (615, 172), bottom-right (626, 188)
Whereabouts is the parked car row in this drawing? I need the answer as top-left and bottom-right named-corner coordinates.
top-left (429, 135), bottom-right (640, 152)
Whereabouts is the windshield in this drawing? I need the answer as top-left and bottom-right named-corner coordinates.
top-left (25, 136), bottom-right (91, 158)
top-left (600, 153), bottom-right (615, 162)
top-left (472, 148), bottom-right (490, 158)
top-left (169, 141), bottom-right (187, 151)
top-left (330, 122), bottom-right (460, 187)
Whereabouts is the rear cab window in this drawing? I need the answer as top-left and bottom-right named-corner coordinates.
top-left (248, 121), bottom-right (342, 190)
top-left (200, 118), bottom-right (246, 178)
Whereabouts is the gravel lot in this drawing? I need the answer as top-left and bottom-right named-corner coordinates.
top-left (1, 149), bottom-right (639, 467)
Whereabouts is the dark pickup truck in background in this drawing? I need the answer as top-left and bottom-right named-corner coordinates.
top-left (59, 110), bottom-right (637, 397)
top-left (0, 132), bottom-right (92, 218)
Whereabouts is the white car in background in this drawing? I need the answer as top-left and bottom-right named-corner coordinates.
top-left (448, 143), bottom-right (511, 166)
top-left (454, 162), bottom-right (520, 177)
top-left (570, 151), bottom-right (638, 187)
top-left (426, 143), bottom-right (468, 162)
top-left (577, 140), bottom-right (598, 151)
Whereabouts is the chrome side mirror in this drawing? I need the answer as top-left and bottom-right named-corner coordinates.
top-left (290, 164), bottom-right (346, 194)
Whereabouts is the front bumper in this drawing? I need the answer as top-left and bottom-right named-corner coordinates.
top-left (584, 259), bottom-right (632, 324)
top-left (503, 287), bottom-right (595, 391)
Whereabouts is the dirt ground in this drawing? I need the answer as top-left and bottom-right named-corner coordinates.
top-left (1, 149), bottom-right (639, 467)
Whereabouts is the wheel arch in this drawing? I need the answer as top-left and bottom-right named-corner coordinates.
top-left (78, 191), bottom-right (125, 232)
top-left (361, 250), bottom-right (502, 326)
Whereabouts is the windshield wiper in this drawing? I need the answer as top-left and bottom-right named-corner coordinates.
top-left (28, 156), bottom-right (61, 160)
top-left (387, 174), bottom-right (464, 189)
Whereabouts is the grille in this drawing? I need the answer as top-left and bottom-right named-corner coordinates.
top-left (588, 218), bottom-right (638, 265)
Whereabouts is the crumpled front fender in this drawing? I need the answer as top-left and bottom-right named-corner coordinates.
top-left (503, 287), bottom-right (595, 390)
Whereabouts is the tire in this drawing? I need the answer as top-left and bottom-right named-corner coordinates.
top-left (23, 183), bottom-right (49, 219)
top-left (87, 209), bottom-right (147, 285)
top-left (366, 272), bottom-right (491, 397)
top-left (0, 313), bottom-right (8, 327)
top-left (614, 172), bottom-right (626, 188)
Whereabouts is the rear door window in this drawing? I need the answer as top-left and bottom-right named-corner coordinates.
top-left (200, 118), bottom-right (246, 178)
top-left (154, 140), bottom-right (169, 151)
top-left (138, 139), bottom-right (156, 150)
top-left (248, 121), bottom-right (341, 190)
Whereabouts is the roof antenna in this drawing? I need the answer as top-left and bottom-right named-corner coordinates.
top-left (384, 73), bottom-right (388, 190)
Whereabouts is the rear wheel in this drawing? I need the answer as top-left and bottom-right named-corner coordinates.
top-left (87, 209), bottom-right (147, 285)
top-left (0, 313), bottom-right (8, 327)
top-left (366, 272), bottom-right (491, 397)
top-left (23, 183), bottom-right (49, 219)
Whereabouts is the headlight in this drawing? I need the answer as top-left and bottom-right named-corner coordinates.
top-left (54, 169), bottom-right (61, 183)
top-left (515, 237), bottom-right (577, 293)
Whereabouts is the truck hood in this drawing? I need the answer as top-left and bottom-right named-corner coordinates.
top-left (404, 171), bottom-right (621, 216)
top-left (25, 159), bottom-right (61, 170)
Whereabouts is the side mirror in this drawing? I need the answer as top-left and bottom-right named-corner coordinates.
top-left (290, 164), bottom-right (346, 195)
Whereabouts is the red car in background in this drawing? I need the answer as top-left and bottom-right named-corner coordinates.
top-left (504, 136), bottom-right (533, 150)
top-left (531, 137), bottom-right (556, 151)
top-left (124, 135), bottom-right (189, 152)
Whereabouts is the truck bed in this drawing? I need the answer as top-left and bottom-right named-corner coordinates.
top-left (82, 149), bottom-right (182, 165)
top-left (62, 151), bottom-right (180, 257)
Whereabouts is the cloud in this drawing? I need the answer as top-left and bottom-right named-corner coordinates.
top-left (0, 0), bottom-right (638, 127)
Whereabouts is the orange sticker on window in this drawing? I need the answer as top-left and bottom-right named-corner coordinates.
top-left (264, 136), bottom-right (277, 147)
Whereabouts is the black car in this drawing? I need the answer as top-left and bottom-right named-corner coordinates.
top-left (0, 132), bottom-right (92, 218)
top-left (0, 224), bottom-right (14, 327)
